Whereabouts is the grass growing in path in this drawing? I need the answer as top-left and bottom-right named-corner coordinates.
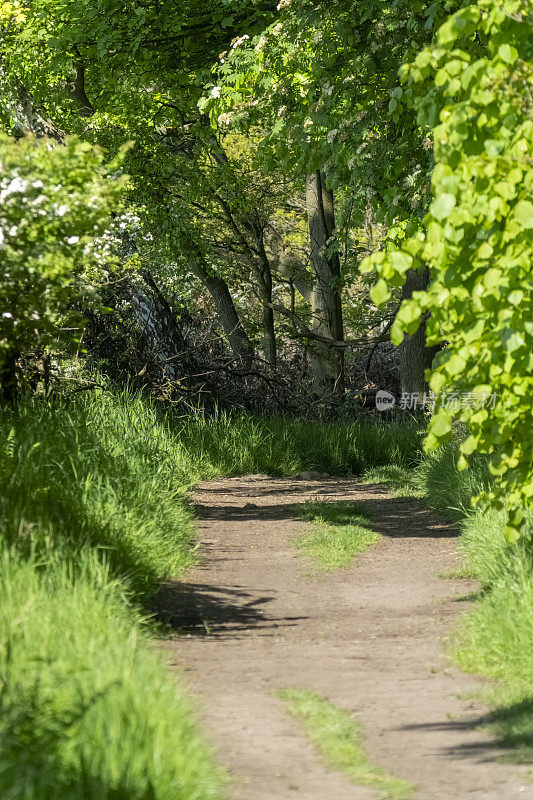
top-left (276, 688), bottom-right (415, 799)
top-left (293, 501), bottom-right (379, 571)
top-left (362, 465), bottom-right (424, 498)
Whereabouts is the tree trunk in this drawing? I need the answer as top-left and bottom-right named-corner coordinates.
top-left (261, 276), bottom-right (277, 367)
top-left (127, 271), bottom-right (192, 380)
top-left (398, 267), bottom-right (440, 399)
top-left (189, 258), bottom-right (255, 364)
top-left (306, 170), bottom-right (344, 399)
top-left (253, 235), bottom-right (277, 367)
top-left (0, 348), bottom-right (20, 405)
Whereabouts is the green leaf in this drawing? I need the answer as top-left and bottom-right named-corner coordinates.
top-left (390, 250), bottom-right (413, 272)
top-left (514, 201), bottom-right (533, 229)
top-left (370, 279), bottom-right (391, 307)
top-left (429, 411), bottom-right (452, 438)
top-left (498, 44), bottom-right (518, 64)
top-left (430, 193), bottom-right (456, 220)
top-left (504, 525), bottom-right (521, 543)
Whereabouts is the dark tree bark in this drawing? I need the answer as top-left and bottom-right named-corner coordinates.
top-left (188, 256), bottom-right (255, 364)
top-left (0, 348), bottom-right (20, 405)
top-left (398, 267), bottom-right (440, 398)
top-left (306, 170), bottom-right (344, 399)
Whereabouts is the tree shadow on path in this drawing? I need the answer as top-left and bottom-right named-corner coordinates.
top-left (152, 580), bottom-right (307, 638)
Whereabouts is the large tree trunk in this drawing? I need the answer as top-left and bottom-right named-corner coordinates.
top-left (398, 267), bottom-right (440, 399)
top-left (306, 171), bottom-right (344, 399)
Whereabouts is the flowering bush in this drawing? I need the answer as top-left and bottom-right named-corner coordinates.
top-left (0, 135), bottom-right (127, 396)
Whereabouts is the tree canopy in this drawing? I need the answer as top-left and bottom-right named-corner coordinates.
top-left (1, 0), bottom-right (531, 532)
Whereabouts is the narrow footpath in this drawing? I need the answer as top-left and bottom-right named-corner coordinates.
top-left (157, 475), bottom-right (531, 800)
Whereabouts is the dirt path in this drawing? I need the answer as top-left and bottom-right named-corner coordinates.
top-left (157, 476), bottom-right (531, 800)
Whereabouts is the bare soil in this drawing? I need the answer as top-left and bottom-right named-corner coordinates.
top-left (157, 476), bottom-right (531, 800)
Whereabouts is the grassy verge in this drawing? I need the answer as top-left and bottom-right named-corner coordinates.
top-left (0, 552), bottom-right (223, 800)
top-left (276, 688), bottom-right (415, 799)
top-left (0, 387), bottom-right (424, 798)
top-left (363, 443), bottom-right (533, 764)
top-left (0, 390), bottom-right (219, 800)
top-left (292, 501), bottom-right (379, 571)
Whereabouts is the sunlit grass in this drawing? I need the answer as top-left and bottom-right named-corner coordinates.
top-left (293, 501), bottom-right (379, 571)
top-left (0, 550), bottom-right (224, 800)
top-left (276, 688), bottom-right (415, 799)
top-left (362, 464), bottom-right (424, 498)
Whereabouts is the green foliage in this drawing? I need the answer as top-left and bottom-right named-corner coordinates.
top-left (0, 390), bottom-right (197, 598)
top-left (207, 0), bottom-right (451, 224)
top-left (0, 135), bottom-right (127, 383)
top-left (0, 551), bottom-right (223, 800)
top-left (276, 688), bottom-right (415, 799)
top-left (453, 507), bottom-right (533, 762)
top-left (362, 0), bottom-right (533, 535)
top-left (293, 500), bottom-right (379, 571)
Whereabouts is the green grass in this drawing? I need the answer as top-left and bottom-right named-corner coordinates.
top-left (0, 550), bottom-right (223, 800)
top-left (276, 688), bottom-right (415, 799)
top-left (0, 391), bottom-right (198, 599)
top-left (169, 406), bottom-right (424, 478)
top-left (292, 501), bottom-right (379, 571)
top-left (0, 389), bottom-right (229, 800)
top-left (362, 464), bottom-right (424, 498)
top-left (450, 506), bottom-right (533, 762)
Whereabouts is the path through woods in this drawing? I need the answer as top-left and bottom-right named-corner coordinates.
top-left (157, 477), bottom-right (530, 800)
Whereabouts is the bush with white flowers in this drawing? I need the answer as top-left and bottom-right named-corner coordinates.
top-left (0, 135), bottom-right (127, 393)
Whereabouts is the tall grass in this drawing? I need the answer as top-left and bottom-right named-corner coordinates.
top-left (0, 551), bottom-right (223, 800)
top-left (0, 392), bottom-right (197, 598)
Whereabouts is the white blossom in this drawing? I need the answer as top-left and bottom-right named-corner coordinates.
top-left (67, 235), bottom-right (80, 244)
top-left (231, 34), bottom-right (250, 49)
top-left (210, 86), bottom-right (221, 98)
top-left (0, 176), bottom-right (29, 201)
top-left (217, 112), bottom-right (234, 126)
